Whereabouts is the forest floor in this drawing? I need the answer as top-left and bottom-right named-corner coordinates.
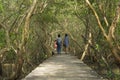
top-left (83, 56), bottom-right (120, 80)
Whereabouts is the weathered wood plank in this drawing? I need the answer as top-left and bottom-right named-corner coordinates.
top-left (22, 54), bottom-right (107, 80)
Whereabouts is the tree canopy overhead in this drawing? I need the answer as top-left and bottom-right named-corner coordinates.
top-left (0, 0), bottom-right (120, 80)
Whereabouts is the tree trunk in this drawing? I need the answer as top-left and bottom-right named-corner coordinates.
top-left (86, 0), bottom-right (120, 62)
top-left (8, 48), bottom-right (24, 80)
top-left (9, 0), bottom-right (37, 79)
top-left (81, 32), bottom-right (92, 60)
top-left (0, 63), bottom-right (2, 76)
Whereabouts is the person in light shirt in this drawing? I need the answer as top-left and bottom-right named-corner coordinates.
top-left (63, 34), bottom-right (69, 54)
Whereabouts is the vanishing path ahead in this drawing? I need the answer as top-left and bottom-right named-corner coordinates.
top-left (23, 54), bottom-right (106, 80)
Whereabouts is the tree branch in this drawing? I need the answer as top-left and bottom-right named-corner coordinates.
top-left (21, 0), bottom-right (37, 48)
top-left (108, 4), bottom-right (120, 41)
top-left (85, 0), bottom-right (108, 40)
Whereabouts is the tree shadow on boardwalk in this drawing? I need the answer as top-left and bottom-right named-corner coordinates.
top-left (23, 54), bottom-right (106, 80)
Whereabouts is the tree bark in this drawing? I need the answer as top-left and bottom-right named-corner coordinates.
top-left (85, 0), bottom-right (108, 40)
top-left (9, 0), bottom-right (37, 79)
top-left (85, 0), bottom-right (120, 62)
top-left (0, 63), bottom-right (2, 76)
top-left (81, 32), bottom-right (92, 60)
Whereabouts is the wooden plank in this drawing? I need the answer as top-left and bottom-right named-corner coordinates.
top-left (22, 54), bottom-right (107, 80)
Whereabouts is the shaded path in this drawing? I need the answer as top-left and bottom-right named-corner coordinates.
top-left (23, 54), bottom-right (106, 80)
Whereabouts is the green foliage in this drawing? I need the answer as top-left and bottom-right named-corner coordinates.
top-left (37, 12), bottom-right (57, 24)
top-left (107, 70), bottom-right (120, 80)
top-left (114, 74), bottom-right (120, 80)
top-left (0, 0), bottom-right (120, 79)
top-left (106, 70), bottom-right (114, 79)
top-left (5, 49), bottom-right (16, 62)
top-left (30, 0), bottom-right (32, 3)
top-left (95, 43), bottom-right (100, 51)
top-left (0, 29), bottom-right (6, 48)
top-left (0, 0), bottom-right (4, 12)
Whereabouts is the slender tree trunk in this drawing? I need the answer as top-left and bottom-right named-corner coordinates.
top-left (0, 63), bottom-right (2, 76)
top-left (81, 10), bottom-right (92, 60)
top-left (9, 0), bottom-right (37, 79)
top-left (81, 31), bottom-right (92, 60)
top-left (86, 0), bottom-right (120, 62)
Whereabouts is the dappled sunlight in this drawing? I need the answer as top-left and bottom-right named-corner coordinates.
top-left (23, 54), bottom-right (104, 80)
top-left (31, 64), bottom-right (65, 76)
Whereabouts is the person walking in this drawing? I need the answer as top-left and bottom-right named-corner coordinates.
top-left (56, 34), bottom-right (62, 54)
top-left (54, 40), bottom-right (57, 51)
top-left (63, 33), bottom-right (69, 54)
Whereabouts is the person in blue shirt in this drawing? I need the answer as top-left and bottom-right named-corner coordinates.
top-left (56, 34), bottom-right (62, 54)
top-left (63, 34), bottom-right (69, 54)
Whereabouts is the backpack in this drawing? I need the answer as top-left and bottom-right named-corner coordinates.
top-left (57, 38), bottom-right (61, 46)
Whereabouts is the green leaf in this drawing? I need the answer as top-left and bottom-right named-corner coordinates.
top-left (30, 0), bottom-right (32, 3)
top-left (0, 0), bottom-right (4, 12)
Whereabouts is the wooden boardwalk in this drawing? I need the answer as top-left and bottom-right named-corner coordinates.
top-left (23, 54), bottom-right (106, 80)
